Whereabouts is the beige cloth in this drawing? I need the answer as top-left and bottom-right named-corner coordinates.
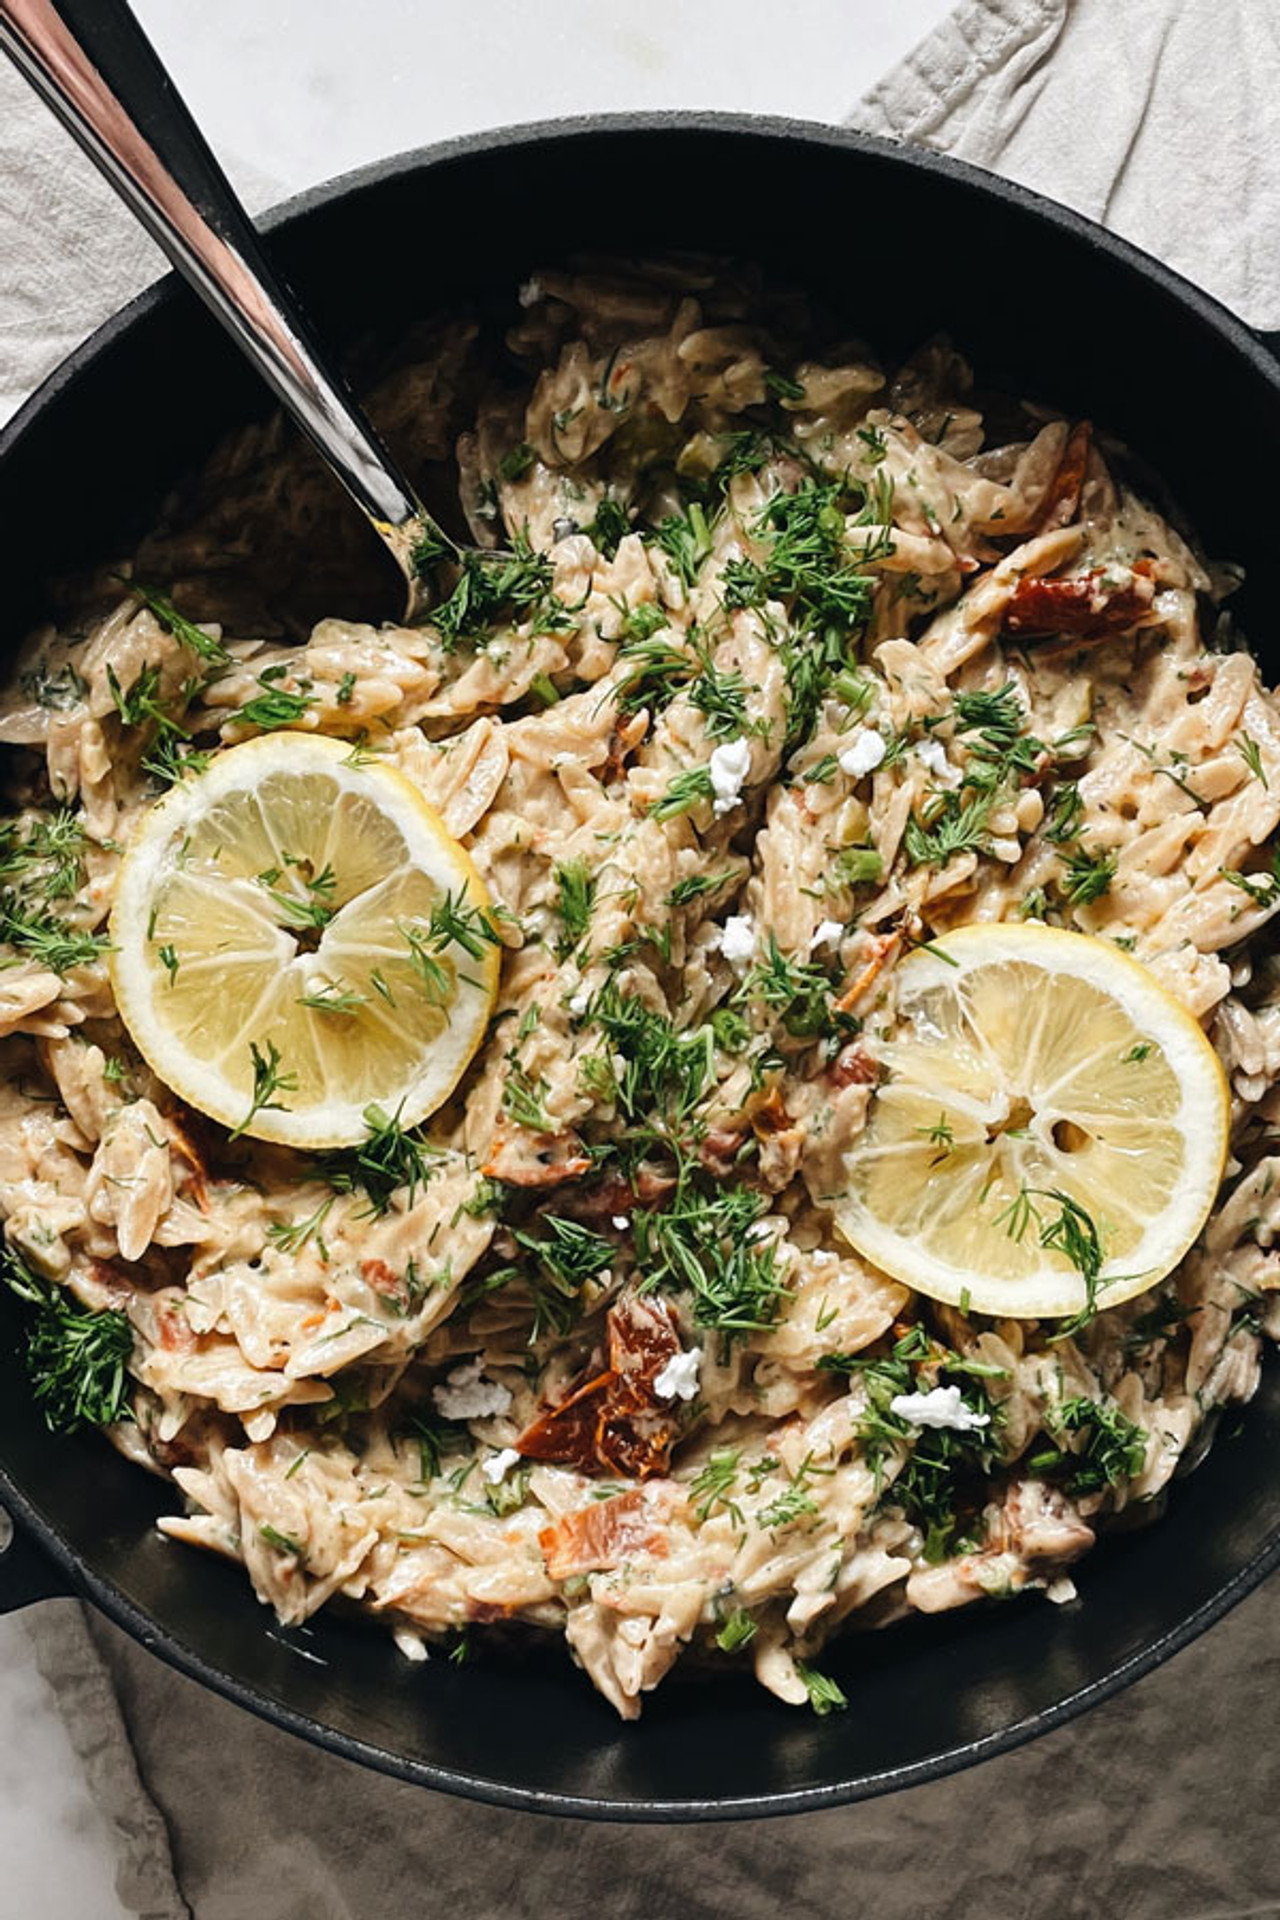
top-left (8, 2), bottom-right (1280, 1914)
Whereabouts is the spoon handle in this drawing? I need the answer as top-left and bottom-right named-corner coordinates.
top-left (0, 0), bottom-right (444, 560)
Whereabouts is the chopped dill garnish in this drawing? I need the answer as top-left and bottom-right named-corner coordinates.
top-left (266, 1196), bottom-right (336, 1257)
top-left (650, 765), bottom-right (715, 823)
top-left (715, 1608), bottom-right (759, 1652)
top-left (1028, 1394), bottom-right (1148, 1495)
top-left (650, 500), bottom-right (713, 589)
top-left (585, 495), bottom-right (632, 558)
top-left (122, 578), bottom-right (230, 668)
top-left (553, 858), bottom-right (597, 960)
top-left (1238, 735), bottom-right (1268, 787)
top-left (323, 1102), bottom-right (440, 1213)
top-left (1, 1246), bottom-right (133, 1432)
top-left (238, 674), bottom-right (315, 730)
top-left (1059, 844), bottom-right (1117, 906)
top-left (502, 1057), bottom-right (555, 1134)
top-left (418, 531), bottom-right (572, 646)
top-left (796, 1662), bottom-right (848, 1717)
top-left (902, 792), bottom-right (993, 868)
top-left (229, 1039), bottom-right (297, 1139)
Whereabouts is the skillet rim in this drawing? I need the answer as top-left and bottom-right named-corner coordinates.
top-left (2, 109), bottom-right (1279, 1821)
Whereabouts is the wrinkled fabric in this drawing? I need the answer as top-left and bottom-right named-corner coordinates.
top-left (10, 1), bottom-right (1280, 1914)
top-left (0, 63), bottom-right (279, 425)
top-left (849, 0), bottom-right (1280, 331)
top-left (27, 1585), bottom-right (1280, 1920)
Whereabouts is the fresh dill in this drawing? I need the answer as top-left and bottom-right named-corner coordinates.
top-left (650, 765), bottom-right (716, 823)
top-left (1059, 844), bottom-right (1117, 907)
top-left (902, 792), bottom-right (992, 868)
top-left (553, 859), bottom-right (597, 960)
top-left (715, 1608), bottom-right (759, 1652)
top-left (503, 1057), bottom-right (555, 1134)
top-left (1027, 1394), bottom-right (1148, 1495)
top-left (122, 578), bottom-right (230, 668)
top-left (795, 1662), bottom-right (848, 1717)
top-left (238, 673), bottom-right (315, 730)
top-left (229, 1039), bottom-right (297, 1139)
top-left (650, 501), bottom-right (713, 589)
top-left (323, 1102), bottom-right (440, 1213)
top-left (1, 1246), bottom-right (133, 1431)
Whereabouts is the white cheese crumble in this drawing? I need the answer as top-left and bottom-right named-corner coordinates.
top-left (718, 913), bottom-right (756, 969)
top-left (653, 1346), bottom-right (703, 1402)
top-left (809, 918), bottom-right (845, 952)
top-left (1045, 1576), bottom-right (1078, 1606)
top-left (393, 1627), bottom-right (430, 1663)
top-left (432, 1358), bottom-right (513, 1422)
top-left (517, 276), bottom-right (543, 307)
top-left (567, 986), bottom-right (590, 1017)
top-left (915, 737), bottom-right (961, 786)
top-left (837, 727), bottom-right (886, 779)
top-left (482, 1447), bottom-right (522, 1484)
top-left (612, 1215), bottom-right (630, 1231)
top-left (888, 1385), bottom-right (990, 1433)
top-left (709, 736), bottom-right (753, 816)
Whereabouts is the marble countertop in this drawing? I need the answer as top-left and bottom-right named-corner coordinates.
top-left (0, 3), bottom-right (949, 1912)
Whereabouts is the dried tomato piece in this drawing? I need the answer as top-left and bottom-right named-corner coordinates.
top-left (516, 1367), bottom-right (614, 1467)
top-left (1001, 562), bottom-right (1156, 641)
top-left (514, 1295), bottom-right (683, 1478)
top-left (539, 1487), bottom-right (668, 1580)
top-left (699, 1125), bottom-right (746, 1178)
top-left (829, 1042), bottom-right (878, 1089)
top-left (482, 1125), bottom-right (592, 1187)
top-left (554, 1164), bottom-right (677, 1226)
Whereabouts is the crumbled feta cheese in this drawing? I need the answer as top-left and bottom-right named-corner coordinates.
top-left (709, 736), bottom-right (753, 816)
top-left (915, 737), bottom-right (961, 786)
top-left (718, 913), bottom-right (755, 969)
top-left (612, 1215), bottom-right (630, 1231)
top-left (888, 1384), bottom-right (990, 1433)
top-left (517, 276), bottom-right (543, 307)
top-left (1045, 1576), bottom-right (1078, 1606)
top-left (482, 1447), bottom-right (522, 1485)
top-left (393, 1627), bottom-right (430, 1663)
top-left (653, 1345), bottom-right (702, 1402)
top-left (432, 1357), bottom-right (513, 1422)
top-left (809, 918), bottom-right (845, 952)
top-left (837, 727), bottom-right (886, 779)
top-left (568, 986), bottom-right (590, 1017)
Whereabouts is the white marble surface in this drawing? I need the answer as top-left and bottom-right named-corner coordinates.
top-left (0, 4), bottom-right (952, 1913)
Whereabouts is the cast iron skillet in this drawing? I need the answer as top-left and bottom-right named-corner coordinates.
top-left (1, 114), bottom-right (1279, 1822)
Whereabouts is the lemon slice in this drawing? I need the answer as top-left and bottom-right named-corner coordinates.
top-left (109, 733), bottom-right (499, 1148)
top-left (835, 923), bottom-right (1228, 1319)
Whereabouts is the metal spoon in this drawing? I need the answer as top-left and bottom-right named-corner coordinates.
top-left (0, 0), bottom-right (464, 621)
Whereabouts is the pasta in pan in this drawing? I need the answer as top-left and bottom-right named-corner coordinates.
top-left (2, 258), bottom-right (1278, 1719)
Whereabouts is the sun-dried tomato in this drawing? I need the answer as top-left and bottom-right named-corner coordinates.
top-left (1001, 561), bottom-right (1155, 641)
top-left (539, 1487), bottom-right (669, 1579)
top-left (515, 1294), bottom-right (682, 1478)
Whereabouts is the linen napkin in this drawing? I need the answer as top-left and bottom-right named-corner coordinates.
top-left (8, 3), bottom-right (1280, 1915)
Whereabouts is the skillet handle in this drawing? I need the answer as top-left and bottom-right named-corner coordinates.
top-left (0, 1505), bottom-right (72, 1612)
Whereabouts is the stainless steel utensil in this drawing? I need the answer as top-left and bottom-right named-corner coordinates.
top-left (0, 0), bottom-right (460, 618)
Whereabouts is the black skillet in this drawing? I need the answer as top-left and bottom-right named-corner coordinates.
top-left (1, 81), bottom-right (1279, 1824)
